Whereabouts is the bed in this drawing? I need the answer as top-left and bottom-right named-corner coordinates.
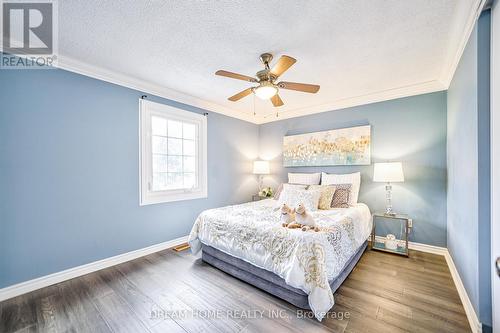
top-left (188, 199), bottom-right (372, 321)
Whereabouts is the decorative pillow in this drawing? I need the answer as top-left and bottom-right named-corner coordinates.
top-left (275, 183), bottom-right (307, 200)
top-left (330, 184), bottom-right (352, 208)
top-left (288, 172), bottom-right (321, 185)
top-left (321, 172), bottom-right (361, 205)
top-left (307, 185), bottom-right (337, 210)
top-left (277, 187), bottom-right (322, 211)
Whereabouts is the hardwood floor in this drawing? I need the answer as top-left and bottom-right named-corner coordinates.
top-left (0, 248), bottom-right (471, 333)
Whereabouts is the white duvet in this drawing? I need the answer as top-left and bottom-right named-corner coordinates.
top-left (188, 199), bottom-right (372, 321)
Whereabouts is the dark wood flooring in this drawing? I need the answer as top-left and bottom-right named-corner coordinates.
top-left (0, 248), bottom-right (471, 332)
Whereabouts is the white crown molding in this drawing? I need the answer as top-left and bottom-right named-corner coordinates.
top-left (1, 47), bottom-right (446, 124)
top-left (0, 0), bottom-right (483, 124)
top-left (45, 55), bottom-right (449, 125)
top-left (56, 55), bottom-right (259, 124)
top-left (0, 235), bottom-right (188, 302)
top-left (0, 39), bottom-right (259, 124)
top-left (440, 0), bottom-right (488, 88)
top-left (54, 57), bottom-right (449, 125)
top-left (256, 80), bottom-right (446, 124)
top-left (0, 49), bottom-right (448, 124)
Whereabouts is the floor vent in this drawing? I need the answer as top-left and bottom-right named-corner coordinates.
top-left (172, 243), bottom-right (190, 252)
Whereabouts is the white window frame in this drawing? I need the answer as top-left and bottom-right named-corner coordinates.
top-left (139, 99), bottom-right (207, 205)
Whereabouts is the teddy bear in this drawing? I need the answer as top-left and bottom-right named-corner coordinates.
top-left (280, 204), bottom-right (301, 228)
top-left (295, 203), bottom-right (319, 232)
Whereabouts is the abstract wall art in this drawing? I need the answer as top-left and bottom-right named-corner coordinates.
top-left (283, 125), bottom-right (371, 167)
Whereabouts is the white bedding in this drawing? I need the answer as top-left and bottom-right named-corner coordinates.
top-left (188, 199), bottom-right (372, 321)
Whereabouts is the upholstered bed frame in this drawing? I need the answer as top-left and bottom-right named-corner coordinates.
top-left (201, 241), bottom-right (367, 309)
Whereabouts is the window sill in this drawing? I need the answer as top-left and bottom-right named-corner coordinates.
top-left (140, 189), bottom-right (207, 206)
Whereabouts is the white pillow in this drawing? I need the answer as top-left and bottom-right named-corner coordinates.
top-left (274, 183), bottom-right (307, 200)
top-left (321, 172), bottom-right (361, 205)
top-left (277, 187), bottom-right (322, 211)
top-left (282, 183), bottom-right (307, 190)
top-left (288, 172), bottom-right (321, 185)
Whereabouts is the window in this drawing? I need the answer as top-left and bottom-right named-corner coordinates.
top-left (139, 99), bottom-right (207, 205)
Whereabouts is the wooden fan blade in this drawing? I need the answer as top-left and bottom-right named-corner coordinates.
top-left (270, 94), bottom-right (284, 107)
top-left (270, 56), bottom-right (296, 77)
top-left (228, 88), bottom-right (253, 101)
top-left (215, 70), bottom-right (257, 82)
top-left (278, 81), bottom-right (320, 93)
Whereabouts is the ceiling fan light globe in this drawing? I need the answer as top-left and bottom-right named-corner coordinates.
top-left (254, 85), bottom-right (278, 100)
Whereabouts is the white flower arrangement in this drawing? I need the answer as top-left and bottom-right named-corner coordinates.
top-left (258, 187), bottom-right (274, 198)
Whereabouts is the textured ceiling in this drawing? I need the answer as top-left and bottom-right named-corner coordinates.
top-left (58, 0), bottom-right (479, 122)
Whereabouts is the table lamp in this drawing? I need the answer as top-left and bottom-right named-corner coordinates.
top-left (373, 162), bottom-right (404, 216)
top-left (253, 160), bottom-right (270, 190)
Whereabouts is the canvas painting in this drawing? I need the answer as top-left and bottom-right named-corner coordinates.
top-left (283, 125), bottom-right (371, 167)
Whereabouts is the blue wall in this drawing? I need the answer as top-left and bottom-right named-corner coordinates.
top-left (447, 15), bottom-right (479, 319)
top-left (0, 68), bottom-right (259, 288)
top-left (259, 91), bottom-right (447, 247)
top-left (0, 65), bottom-right (449, 288)
top-left (477, 10), bottom-right (491, 329)
top-left (447, 10), bottom-right (491, 327)
top-left (1, 20), bottom-right (491, 329)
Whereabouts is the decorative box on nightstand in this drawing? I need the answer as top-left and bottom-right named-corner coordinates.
top-left (371, 213), bottom-right (412, 257)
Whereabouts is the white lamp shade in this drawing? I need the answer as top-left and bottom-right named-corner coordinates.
top-left (373, 162), bottom-right (404, 182)
top-left (253, 160), bottom-right (270, 174)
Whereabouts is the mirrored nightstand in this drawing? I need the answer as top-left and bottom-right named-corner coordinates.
top-left (252, 194), bottom-right (264, 201)
top-left (371, 213), bottom-right (412, 257)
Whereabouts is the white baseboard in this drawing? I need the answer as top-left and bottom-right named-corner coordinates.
top-left (1, 235), bottom-right (482, 333)
top-left (0, 236), bottom-right (188, 302)
top-left (407, 240), bottom-right (448, 255)
top-left (444, 251), bottom-right (482, 333)
top-left (410, 243), bottom-right (481, 333)
top-left (372, 236), bottom-right (481, 333)
top-left (372, 236), bottom-right (448, 255)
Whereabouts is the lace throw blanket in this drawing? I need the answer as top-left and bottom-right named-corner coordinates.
top-left (188, 200), bottom-right (370, 321)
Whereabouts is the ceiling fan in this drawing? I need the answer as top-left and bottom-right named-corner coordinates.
top-left (215, 53), bottom-right (320, 107)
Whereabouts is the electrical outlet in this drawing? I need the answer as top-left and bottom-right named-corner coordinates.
top-left (408, 219), bottom-right (413, 228)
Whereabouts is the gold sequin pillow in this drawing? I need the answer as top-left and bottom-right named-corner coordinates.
top-left (330, 184), bottom-right (352, 208)
top-left (308, 185), bottom-right (337, 210)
